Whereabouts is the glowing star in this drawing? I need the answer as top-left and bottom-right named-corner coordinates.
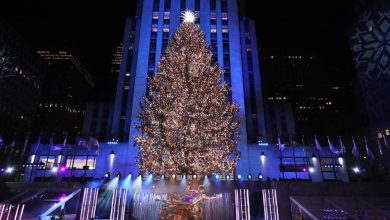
top-left (182, 10), bottom-right (196, 23)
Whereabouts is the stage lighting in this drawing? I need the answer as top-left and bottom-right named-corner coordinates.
top-left (172, 174), bottom-right (176, 179)
top-left (5, 167), bottom-right (14, 174)
top-left (258, 173), bottom-right (263, 180)
top-left (260, 152), bottom-right (265, 159)
top-left (237, 174), bottom-right (242, 179)
top-left (161, 174), bottom-right (165, 179)
top-left (104, 172), bottom-right (111, 179)
top-left (302, 167), bottom-right (307, 172)
top-left (129, 173), bottom-right (132, 178)
top-left (309, 167), bottom-right (315, 173)
top-left (215, 174), bottom-right (220, 179)
top-left (226, 175), bottom-right (230, 180)
top-left (352, 166), bottom-right (360, 173)
top-left (116, 172), bottom-right (122, 178)
top-left (193, 174), bottom-right (197, 179)
top-left (247, 173), bottom-right (252, 180)
top-left (311, 154), bottom-right (316, 160)
top-left (51, 166), bottom-right (58, 173)
top-left (110, 150), bottom-right (115, 156)
top-left (60, 166), bottom-right (66, 172)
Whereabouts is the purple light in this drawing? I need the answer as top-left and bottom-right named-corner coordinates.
top-left (0, 168), bottom-right (4, 172)
top-left (58, 194), bottom-right (67, 201)
top-left (302, 168), bottom-right (307, 172)
top-left (60, 167), bottom-right (66, 172)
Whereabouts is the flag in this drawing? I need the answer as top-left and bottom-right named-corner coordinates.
top-left (278, 137), bottom-right (285, 151)
top-left (76, 136), bottom-right (87, 147)
top-left (352, 137), bottom-right (359, 159)
top-left (339, 137), bottom-right (346, 154)
top-left (315, 136), bottom-right (322, 151)
top-left (364, 136), bottom-right (375, 160)
top-left (21, 133), bottom-right (30, 158)
top-left (5, 134), bottom-right (16, 149)
top-left (327, 137), bottom-right (340, 154)
top-left (63, 136), bottom-right (67, 148)
top-left (377, 138), bottom-right (383, 156)
top-left (383, 134), bottom-right (389, 147)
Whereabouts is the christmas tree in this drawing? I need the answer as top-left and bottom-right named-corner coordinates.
top-left (135, 12), bottom-right (240, 175)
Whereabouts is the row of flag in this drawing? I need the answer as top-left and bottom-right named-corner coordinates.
top-left (277, 135), bottom-right (389, 160)
top-left (0, 134), bottom-right (100, 157)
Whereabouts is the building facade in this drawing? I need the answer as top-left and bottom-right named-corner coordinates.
top-left (0, 19), bottom-right (46, 137)
top-left (260, 48), bottom-right (354, 138)
top-left (82, 102), bottom-right (114, 140)
top-left (34, 50), bottom-right (94, 138)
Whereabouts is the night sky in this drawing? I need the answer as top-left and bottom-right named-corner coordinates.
top-left (1, 0), bottom-right (358, 86)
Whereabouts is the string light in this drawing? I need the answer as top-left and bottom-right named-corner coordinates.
top-left (135, 21), bottom-right (240, 175)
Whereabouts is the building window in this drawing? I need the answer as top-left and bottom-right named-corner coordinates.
top-left (152, 12), bottom-right (159, 19)
top-left (164, 11), bottom-right (170, 19)
top-left (210, 0), bottom-right (216, 11)
top-left (221, 0), bottom-right (228, 12)
top-left (38, 156), bottom-right (56, 169)
top-left (195, 0), bottom-right (200, 11)
top-left (66, 156), bottom-right (96, 170)
top-left (180, 0), bottom-right (186, 11)
top-left (211, 28), bottom-right (217, 33)
top-left (153, 0), bottom-right (160, 12)
top-left (164, 0), bottom-right (171, 11)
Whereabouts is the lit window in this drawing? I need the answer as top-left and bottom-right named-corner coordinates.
top-left (222, 28), bottom-right (229, 33)
top-left (152, 12), bottom-right (159, 19)
top-left (152, 28), bottom-right (158, 32)
top-left (163, 28), bottom-right (169, 32)
top-left (378, 133), bottom-right (383, 138)
top-left (66, 156), bottom-right (96, 170)
top-left (246, 48), bottom-right (251, 52)
top-left (211, 28), bottom-right (217, 33)
top-left (164, 11), bottom-right (170, 19)
top-left (124, 86), bottom-right (129, 90)
top-left (126, 73), bottom-right (130, 77)
top-left (38, 156), bottom-right (56, 169)
top-left (222, 12), bottom-right (228, 20)
top-left (386, 129), bottom-right (390, 136)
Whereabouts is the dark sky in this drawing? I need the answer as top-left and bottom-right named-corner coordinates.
top-left (1, 0), bottom-right (358, 81)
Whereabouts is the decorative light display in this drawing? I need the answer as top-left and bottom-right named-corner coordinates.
top-left (135, 22), bottom-right (240, 175)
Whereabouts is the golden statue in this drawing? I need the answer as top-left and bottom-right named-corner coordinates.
top-left (157, 184), bottom-right (220, 220)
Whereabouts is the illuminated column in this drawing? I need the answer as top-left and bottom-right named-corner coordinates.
top-left (79, 188), bottom-right (99, 220)
top-left (234, 189), bottom-right (250, 220)
top-left (110, 188), bottom-right (128, 220)
top-left (262, 189), bottom-right (279, 220)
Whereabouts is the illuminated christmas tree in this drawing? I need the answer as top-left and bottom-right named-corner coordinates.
top-left (135, 11), bottom-right (240, 175)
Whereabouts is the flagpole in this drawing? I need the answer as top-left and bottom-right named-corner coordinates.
top-left (315, 135), bottom-right (324, 181)
top-left (290, 135), bottom-right (297, 179)
top-left (302, 135), bottom-right (311, 180)
top-left (278, 135), bottom-right (284, 180)
top-left (327, 136), bottom-right (338, 181)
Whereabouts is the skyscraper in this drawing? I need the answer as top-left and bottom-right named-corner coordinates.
top-left (35, 49), bottom-right (94, 138)
top-left (0, 18), bottom-right (46, 137)
top-left (112, 0), bottom-right (270, 174)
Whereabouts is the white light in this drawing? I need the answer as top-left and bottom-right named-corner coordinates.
top-left (353, 167), bottom-right (360, 173)
top-left (51, 166), bottom-right (58, 173)
top-left (182, 10), bottom-right (196, 23)
top-left (309, 167), bottom-right (315, 173)
top-left (338, 157), bottom-right (343, 165)
top-left (5, 167), bottom-right (14, 173)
